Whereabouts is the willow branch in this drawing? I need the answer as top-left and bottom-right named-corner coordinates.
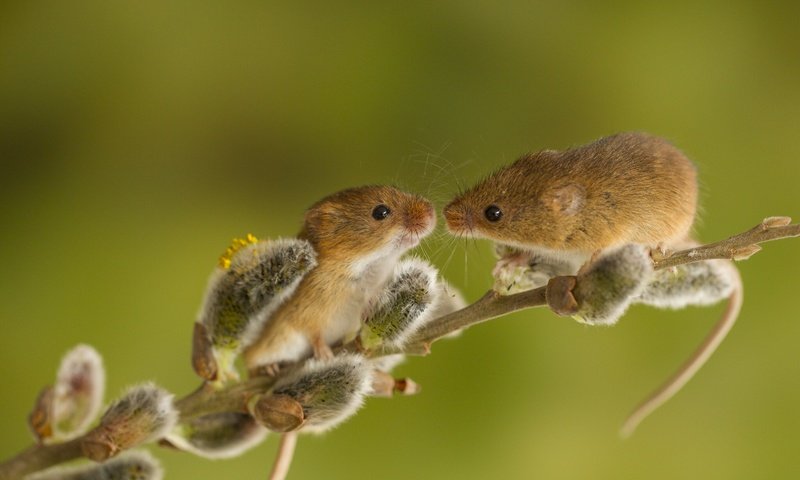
top-left (2, 216), bottom-right (798, 479)
top-left (0, 376), bottom-right (288, 479)
top-left (652, 216), bottom-right (800, 269)
top-left (0, 441), bottom-right (83, 480)
top-left (403, 216), bottom-right (800, 351)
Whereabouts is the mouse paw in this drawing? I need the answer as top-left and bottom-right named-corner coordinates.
top-left (492, 251), bottom-right (531, 277)
top-left (312, 338), bottom-right (335, 361)
top-left (649, 243), bottom-right (671, 263)
top-left (492, 248), bottom-right (576, 295)
top-left (248, 362), bottom-right (281, 377)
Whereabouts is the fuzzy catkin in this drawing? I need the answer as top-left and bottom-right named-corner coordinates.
top-left (637, 259), bottom-right (735, 309)
top-left (51, 344), bottom-right (105, 441)
top-left (572, 245), bottom-right (654, 325)
top-left (28, 450), bottom-right (163, 480)
top-left (82, 383), bottom-right (177, 460)
top-left (271, 354), bottom-right (373, 434)
top-left (360, 258), bottom-right (438, 349)
top-left (199, 238), bottom-right (317, 352)
top-left (164, 412), bottom-right (268, 459)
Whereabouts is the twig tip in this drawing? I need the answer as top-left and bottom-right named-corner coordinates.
top-left (761, 216), bottom-right (792, 228)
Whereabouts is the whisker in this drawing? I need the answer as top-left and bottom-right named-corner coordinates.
top-left (463, 236), bottom-right (470, 287)
top-left (439, 234), bottom-right (460, 275)
top-left (416, 236), bottom-right (433, 261)
top-left (434, 231), bottom-right (455, 257)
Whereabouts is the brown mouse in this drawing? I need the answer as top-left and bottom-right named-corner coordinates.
top-left (444, 132), bottom-right (698, 268)
top-left (243, 185), bottom-right (435, 370)
top-left (443, 132), bottom-right (742, 436)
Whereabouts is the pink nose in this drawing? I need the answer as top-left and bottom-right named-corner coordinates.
top-left (405, 200), bottom-right (435, 233)
top-left (443, 202), bottom-right (472, 233)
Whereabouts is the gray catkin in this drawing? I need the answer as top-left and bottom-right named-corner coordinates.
top-left (28, 450), bottom-right (163, 480)
top-left (199, 238), bottom-right (317, 352)
top-left (163, 412), bottom-right (268, 459)
top-left (573, 245), bottom-right (654, 325)
top-left (361, 258), bottom-right (438, 349)
top-left (271, 354), bottom-right (372, 434)
top-left (92, 383), bottom-right (177, 449)
top-left (637, 259), bottom-right (735, 309)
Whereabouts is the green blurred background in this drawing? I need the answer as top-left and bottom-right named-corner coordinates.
top-left (2, 1), bottom-right (799, 478)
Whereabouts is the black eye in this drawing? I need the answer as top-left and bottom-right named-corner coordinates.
top-left (484, 205), bottom-right (503, 222)
top-left (372, 204), bottom-right (391, 220)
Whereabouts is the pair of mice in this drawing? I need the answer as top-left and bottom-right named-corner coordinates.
top-left (242, 132), bottom-right (741, 436)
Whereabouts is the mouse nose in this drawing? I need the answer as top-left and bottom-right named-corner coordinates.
top-left (404, 199), bottom-right (436, 234)
top-left (443, 201), bottom-right (473, 233)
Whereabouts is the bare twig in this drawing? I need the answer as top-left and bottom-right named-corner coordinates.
top-left (652, 216), bottom-right (799, 269)
top-left (410, 288), bottom-right (547, 346)
top-left (0, 440), bottom-right (83, 480)
top-left (1, 217), bottom-right (797, 479)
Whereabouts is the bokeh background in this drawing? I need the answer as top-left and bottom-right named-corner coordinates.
top-left (2, 1), bottom-right (799, 479)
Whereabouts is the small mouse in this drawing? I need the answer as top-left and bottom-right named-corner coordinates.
top-left (444, 132), bottom-right (698, 270)
top-left (243, 185), bottom-right (436, 370)
top-left (443, 132), bottom-right (742, 435)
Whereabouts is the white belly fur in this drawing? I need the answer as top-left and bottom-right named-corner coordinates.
top-left (323, 251), bottom-right (400, 345)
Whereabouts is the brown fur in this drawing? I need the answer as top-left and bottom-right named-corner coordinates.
top-left (244, 186), bottom-right (435, 368)
top-left (444, 132), bottom-right (698, 253)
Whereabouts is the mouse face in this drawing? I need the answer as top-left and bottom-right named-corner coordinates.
top-left (300, 185), bottom-right (435, 265)
top-left (443, 153), bottom-right (586, 252)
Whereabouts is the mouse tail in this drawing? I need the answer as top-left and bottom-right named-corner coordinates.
top-left (619, 261), bottom-right (743, 438)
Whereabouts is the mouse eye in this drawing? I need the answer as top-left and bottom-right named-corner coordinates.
top-left (484, 205), bottom-right (503, 222)
top-left (372, 204), bottom-right (391, 220)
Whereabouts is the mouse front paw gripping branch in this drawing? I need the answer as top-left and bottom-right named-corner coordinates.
top-left (1, 195), bottom-right (798, 479)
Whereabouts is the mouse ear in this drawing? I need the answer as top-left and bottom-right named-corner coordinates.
top-left (297, 211), bottom-right (317, 241)
top-left (299, 205), bottom-right (330, 241)
top-left (547, 184), bottom-right (584, 215)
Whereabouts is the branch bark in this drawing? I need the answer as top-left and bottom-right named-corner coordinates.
top-left (0, 441), bottom-right (83, 480)
top-left (1, 216), bottom-right (797, 479)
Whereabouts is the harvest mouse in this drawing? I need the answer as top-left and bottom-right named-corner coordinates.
top-left (443, 132), bottom-right (742, 435)
top-left (243, 185), bottom-right (436, 370)
top-left (445, 132), bottom-right (698, 270)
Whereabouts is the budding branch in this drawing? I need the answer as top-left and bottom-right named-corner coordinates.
top-left (405, 216), bottom-right (799, 347)
top-left (1, 216), bottom-right (797, 480)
